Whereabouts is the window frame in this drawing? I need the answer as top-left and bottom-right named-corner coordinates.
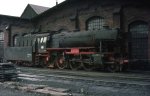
top-left (86, 16), bottom-right (105, 31)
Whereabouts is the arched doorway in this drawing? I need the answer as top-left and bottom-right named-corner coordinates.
top-left (128, 21), bottom-right (149, 69)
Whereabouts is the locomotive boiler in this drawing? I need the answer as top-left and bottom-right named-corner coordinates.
top-left (4, 28), bottom-right (128, 72)
top-left (58, 29), bottom-right (117, 48)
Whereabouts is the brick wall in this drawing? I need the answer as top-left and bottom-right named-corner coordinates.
top-left (0, 15), bottom-right (32, 59)
top-left (34, 0), bottom-right (122, 32)
top-left (0, 0), bottom-right (150, 68)
top-left (33, 0), bottom-right (150, 33)
top-left (33, 0), bottom-right (150, 69)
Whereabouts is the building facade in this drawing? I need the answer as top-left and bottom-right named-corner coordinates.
top-left (0, 0), bottom-right (150, 69)
top-left (0, 15), bottom-right (32, 62)
top-left (32, 0), bottom-right (150, 69)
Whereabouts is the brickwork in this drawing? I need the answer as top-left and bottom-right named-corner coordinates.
top-left (35, 0), bottom-right (122, 32)
top-left (33, 0), bottom-right (150, 33)
top-left (123, 6), bottom-right (150, 32)
top-left (0, 0), bottom-right (150, 68)
top-left (0, 0), bottom-right (149, 47)
top-left (0, 15), bottom-right (32, 59)
top-left (33, 0), bottom-right (150, 69)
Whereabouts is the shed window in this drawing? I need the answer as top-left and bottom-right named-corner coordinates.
top-left (0, 32), bottom-right (4, 40)
top-left (23, 34), bottom-right (29, 46)
top-left (86, 17), bottom-right (105, 30)
top-left (32, 38), bottom-right (36, 45)
top-left (13, 35), bottom-right (19, 46)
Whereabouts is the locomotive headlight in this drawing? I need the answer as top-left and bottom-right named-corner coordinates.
top-left (41, 46), bottom-right (44, 49)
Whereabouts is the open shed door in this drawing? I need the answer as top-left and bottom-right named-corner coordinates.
top-left (129, 21), bottom-right (149, 70)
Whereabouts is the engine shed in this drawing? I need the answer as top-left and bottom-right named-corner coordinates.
top-left (0, 0), bottom-right (150, 71)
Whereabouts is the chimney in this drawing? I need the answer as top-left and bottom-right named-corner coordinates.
top-left (56, 0), bottom-right (58, 5)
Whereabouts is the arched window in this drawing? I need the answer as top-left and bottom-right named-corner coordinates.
top-left (13, 34), bottom-right (19, 46)
top-left (86, 16), bottom-right (105, 30)
top-left (129, 21), bottom-right (149, 38)
top-left (22, 33), bottom-right (28, 46)
top-left (129, 21), bottom-right (149, 60)
top-left (0, 32), bottom-right (4, 40)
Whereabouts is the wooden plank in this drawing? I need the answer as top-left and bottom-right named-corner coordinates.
top-left (33, 88), bottom-right (68, 96)
top-left (46, 87), bottom-right (69, 92)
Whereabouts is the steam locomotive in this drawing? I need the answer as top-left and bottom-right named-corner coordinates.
top-left (4, 28), bottom-right (128, 72)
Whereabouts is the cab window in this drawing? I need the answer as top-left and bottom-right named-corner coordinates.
top-left (43, 37), bottom-right (47, 43)
top-left (40, 37), bottom-right (44, 43)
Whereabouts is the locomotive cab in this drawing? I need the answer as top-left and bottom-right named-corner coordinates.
top-left (37, 36), bottom-right (48, 53)
top-left (35, 33), bottom-right (50, 53)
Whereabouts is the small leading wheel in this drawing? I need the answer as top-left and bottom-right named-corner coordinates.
top-left (55, 56), bottom-right (67, 69)
top-left (107, 62), bottom-right (120, 72)
top-left (69, 60), bottom-right (82, 70)
top-left (82, 60), bottom-right (95, 71)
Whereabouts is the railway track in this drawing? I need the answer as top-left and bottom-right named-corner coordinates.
top-left (1, 66), bottom-right (148, 96)
top-left (18, 67), bottom-right (150, 87)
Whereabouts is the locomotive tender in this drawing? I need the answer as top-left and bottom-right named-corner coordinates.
top-left (4, 28), bottom-right (128, 72)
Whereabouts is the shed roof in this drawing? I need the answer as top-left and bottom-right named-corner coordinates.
top-left (21, 4), bottom-right (49, 19)
top-left (29, 4), bottom-right (49, 15)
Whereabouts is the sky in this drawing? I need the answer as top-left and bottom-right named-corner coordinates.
top-left (0, 0), bottom-right (65, 17)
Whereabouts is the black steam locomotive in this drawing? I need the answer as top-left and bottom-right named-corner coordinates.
top-left (4, 28), bottom-right (128, 72)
